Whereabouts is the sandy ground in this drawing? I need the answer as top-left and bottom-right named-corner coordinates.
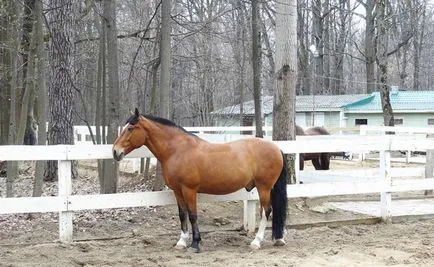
top-left (1, 158), bottom-right (434, 266)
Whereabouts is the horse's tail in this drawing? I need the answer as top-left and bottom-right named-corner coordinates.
top-left (271, 151), bottom-right (288, 239)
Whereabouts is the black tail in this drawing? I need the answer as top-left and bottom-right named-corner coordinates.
top-left (271, 151), bottom-right (288, 239)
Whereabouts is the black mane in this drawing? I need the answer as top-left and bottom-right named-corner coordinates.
top-left (126, 114), bottom-right (194, 136)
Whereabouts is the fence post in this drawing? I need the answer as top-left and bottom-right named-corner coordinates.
top-left (379, 150), bottom-right (392, 223)
top-left (425, 134), bottom-right (434, 195)
top-left (243, 199), bottom-right (256, 232)
top-left (58, 160), bottom-right (73, 243)
top-left (295, 153), bottom-right (300, 184)
top-left (405, 131), bottom-right (413, 163)
top-left (358, 126), bottom-right (367, 161)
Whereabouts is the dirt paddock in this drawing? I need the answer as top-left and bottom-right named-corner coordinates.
top-left (1, 159), bottom-right (434, 266)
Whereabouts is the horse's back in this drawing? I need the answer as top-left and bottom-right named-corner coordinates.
top-left (230, 138), bottom-right (281, 160)
top-left (304, 126), bottom-right (330, 136)
top-left (230, 138), bottom-right (283, 179)
top-left (177, 137), bottom-right (283, 194)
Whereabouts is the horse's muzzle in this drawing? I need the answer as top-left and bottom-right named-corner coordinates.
top-left (113, 150), bottom-right (124, 161)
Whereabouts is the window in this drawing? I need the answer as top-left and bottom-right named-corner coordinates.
top-left (394, 118), bottom-right (403, 125)
top-left (85, 135), bottom-right (92, 142)
top-left (355, 119), bottom-right (368, 125)
top-left (428, 118), bottom-right (434, 125)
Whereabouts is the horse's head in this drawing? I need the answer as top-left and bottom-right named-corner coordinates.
top-left (113, 108), bottom-right (148, 161)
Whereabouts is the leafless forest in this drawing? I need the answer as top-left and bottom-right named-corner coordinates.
top-left (1, 0), bottom-right (434, 192)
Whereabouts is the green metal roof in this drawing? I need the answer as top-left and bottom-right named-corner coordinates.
top-left (212, 94), bottom-right (370, 115)
top-left (344, 90), bottom-right (434, 112)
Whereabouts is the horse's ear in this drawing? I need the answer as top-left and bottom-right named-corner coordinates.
top-left (134, 108), bottom-right (140, 118)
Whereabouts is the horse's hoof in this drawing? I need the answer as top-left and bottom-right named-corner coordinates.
top-left (274, 239), bottom-right (286, 246)
top-left (187, 246), bottom-right (201, 253)
top-left (249, 240), bottom-right (261, 250)
top-left (174, 243), bottom-right (187, 250)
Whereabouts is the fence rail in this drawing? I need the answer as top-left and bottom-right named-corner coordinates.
top-left (1, 132), bottom-right (434, 243)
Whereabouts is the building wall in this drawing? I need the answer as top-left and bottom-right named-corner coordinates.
top-left (215, 111), bottom-right (343, 135)
top-left (214, 116), bottom-right (240, 127)
top-left (345, 112), bottom-right (434, 127)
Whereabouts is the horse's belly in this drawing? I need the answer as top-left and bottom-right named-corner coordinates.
top-left (198, 177), bottom-right (249, 195)
top-left (303, 153), bottom-right (319, 160)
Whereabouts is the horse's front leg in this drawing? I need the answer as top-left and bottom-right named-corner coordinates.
top-left (299, 154), bottom-right (305, 170)
top-left (174, 191), bottom-right (189, 250)
top-left (182, 187), bottom-right (201, 253)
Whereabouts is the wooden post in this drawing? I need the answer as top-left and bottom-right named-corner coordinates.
top-left (58, 160), bottom-right (73, 243)
top-left (379, 150), bottom-right (392, 223)
top-left (425, 134), bottom-right (434, 195)
top-left (243, 199), bottom-right (256, 233)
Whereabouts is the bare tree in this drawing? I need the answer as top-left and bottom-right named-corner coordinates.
top-left (33, 0), bottom-right (46, 197)
top-left (273, 0), bottom-right (297, 184)
top-left (153, 0), bottom-right (171, 191)
top-left (45, 0), bottom-right (78, 182)
top-left (5, 0), bottom-right (19, 196)
top-left (101, 0), bottom-right (120, 193)
top-left (376, 0), bottom-right (394, 126)
top-left (252, 0), bottom-right (262, 137)
top-left (411, 0), bottom-right (427, 90)
top-left (359, 0), bottom-right (377, 93)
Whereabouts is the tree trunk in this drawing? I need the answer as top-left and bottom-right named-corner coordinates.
top-left (312, 0), bottom-right (324, 95)
top-left (376, 0), bottom-right (394, 127)
top-left (364, 0), bottom-right (377, 93)
top-left (0, 2), bottom-right (9, 178)
top-left (252, 0), bottom-right (263, 138)
top-left (18, 0), bottom-right (39, 146)
top-left (273, 0), bottom-right (297, 184)
top-left (95, 6), bottom-right (106, 190)
top-left (297, 1), bottom-right (310, 95)
top-left (232, 0), bottom-right (246, 124)
top-left (153, 0), bottom-right (171, 191)
top-left (322, 0), bottom-right (330, 93)
top-left (334, 0), bottom-right (347, 95)
top-left (45, 0), bottom-right (77, 182)
top-left (412, 1), bottom-right (426, 90)
top-left (6, 0), bottom-right (19, 196)
top-left (33, 0), bottom-right (46, 197)
top-left (102, 0), bottom-right (120, 194)
top-left (18, 0), bottom-right (36, 146)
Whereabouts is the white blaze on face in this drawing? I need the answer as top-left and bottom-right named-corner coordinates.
top-left (113, 123), bottom-right (130, 161)
top-left (121, 123), bottom-right (129, 133)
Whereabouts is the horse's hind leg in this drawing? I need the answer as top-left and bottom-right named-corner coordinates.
top-left (320, 153), bottom-right (330, 170)
top-left (250, 188), bottom-right (271, 250)
top-left (312, 158), bottom-right (322, 170)
top-left (174, 191), bottom-right (189, 250)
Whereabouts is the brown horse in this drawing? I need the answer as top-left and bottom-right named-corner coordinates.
top-left (296, 125), bottom-right (331, 170)
top-left (113, 109), bottom-right (288, 252)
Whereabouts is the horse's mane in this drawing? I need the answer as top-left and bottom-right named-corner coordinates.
top-left (126, 114), bottom-right (194, 136)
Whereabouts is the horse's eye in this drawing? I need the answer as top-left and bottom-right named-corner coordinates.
top-left (128, 128), bottom-right (134, 132)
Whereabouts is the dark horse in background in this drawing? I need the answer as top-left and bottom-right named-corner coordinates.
top-left (296, 125), bottom-right (332, 170)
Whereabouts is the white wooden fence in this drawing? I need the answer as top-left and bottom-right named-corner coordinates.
top-left (1, 133), bottom-right (434, 243)
top-left (359, 125), bottom-right (434, 162)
